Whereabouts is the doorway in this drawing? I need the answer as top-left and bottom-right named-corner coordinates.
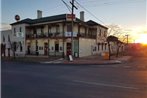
top-left (66, 43), bottom-right (71, 56)
top-left (44, 43), bottom-right (48, 55)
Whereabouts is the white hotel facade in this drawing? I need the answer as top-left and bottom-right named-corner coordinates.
top-left (2, 11), bottom-right (109, 58)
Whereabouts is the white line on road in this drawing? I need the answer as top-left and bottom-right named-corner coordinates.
top-left (73, 80), bottom-right (139, 90)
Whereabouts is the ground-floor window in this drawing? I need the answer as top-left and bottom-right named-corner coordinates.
top-left (19, 42), bottom-right (23, 52)
top-left (105, 43), bottom-right (107, 50)
top-left (102, 43), bottom-right (103, 50)
top-left (55, 43), bottom-right (59, 52)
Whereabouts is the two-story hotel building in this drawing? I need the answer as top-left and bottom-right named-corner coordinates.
top-left (10, 11), bottom-right (108, 57)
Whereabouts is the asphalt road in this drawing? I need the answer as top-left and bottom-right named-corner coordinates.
top-left (2, 57), bottom-right (147, 98)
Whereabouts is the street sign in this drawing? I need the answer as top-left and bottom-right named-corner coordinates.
top-left (69, 55), bottom-right (73, 62)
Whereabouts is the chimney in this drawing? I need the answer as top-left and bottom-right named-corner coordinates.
top-left (37, 10), bottom-right (42, 19)
top-left (80, 11), bottom-right (84, 21)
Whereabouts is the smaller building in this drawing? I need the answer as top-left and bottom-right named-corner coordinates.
top-left (1, 30), bottom-right (13, 57)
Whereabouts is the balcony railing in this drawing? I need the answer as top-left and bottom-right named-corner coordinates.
top-left (26, 32), bottom-right (63, 39)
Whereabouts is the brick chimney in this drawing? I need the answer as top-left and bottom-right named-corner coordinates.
top-left (37, 10), bottom-right (42, 19)
top-left (80, 11), bottom-right (84, 21)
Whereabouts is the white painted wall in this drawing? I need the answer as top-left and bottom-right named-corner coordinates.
top-left (79, 38), bottom-right (95, 57)
top-left (96, 26), bottom-right (107, 43)
top-left (1, 30), bottom-right (13, 56)
top-left (38, 39), bottom-right (48, 55)
top-left (12, 23), bottom-right (30, 56)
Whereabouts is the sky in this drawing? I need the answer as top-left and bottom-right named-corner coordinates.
top-left (1, 0), bottom-right (147, 42)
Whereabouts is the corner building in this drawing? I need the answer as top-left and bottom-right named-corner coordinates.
top-left (10, 12), bottom-right (108, 58)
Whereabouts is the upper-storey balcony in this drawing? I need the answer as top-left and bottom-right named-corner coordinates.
top-left (26, 32), bottom-right (64, 40)
top-left (26, 31), bottom-right (97, 40)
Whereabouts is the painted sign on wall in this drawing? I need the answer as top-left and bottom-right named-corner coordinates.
top-left (64, 32), bottom-right (77, 37)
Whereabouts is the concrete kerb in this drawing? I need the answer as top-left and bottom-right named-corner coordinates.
top-left (2, 56), bottom-right (132, 66)
top-left (60, 56), bottom-right (132, 65)
top-left (39, 61), bottom-right (122, 66)
top-left (63, 60), bottom-right (122, 65)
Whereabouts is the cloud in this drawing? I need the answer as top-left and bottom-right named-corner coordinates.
top-left (0, 23), bottom-right (11, 31)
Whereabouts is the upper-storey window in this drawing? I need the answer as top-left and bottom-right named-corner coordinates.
top-left (48, 27), bottom-right (51, 33)
top-left (67, 24), bottom-right (72, 32)
top-left (19, 27), bottom-right (22, 32)
top-left (56, 25), bottom-right (59, 33)
top-left (99, 29), bottom-right (101, 36)
top-left (14, 28), bottom-right (16, 36)
top-left (48, 27), bottom-right (51, 36)
top-left (104, 31), bottom-right (107, 37)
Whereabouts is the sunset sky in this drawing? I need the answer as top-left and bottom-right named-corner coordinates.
top-left (1, 0), bottom-right (146, 43)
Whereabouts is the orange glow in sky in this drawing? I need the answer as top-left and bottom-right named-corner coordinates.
top-left (135, 34), bottom-right (147, 44)
top-left (128, 26), bottom-right (147, 44)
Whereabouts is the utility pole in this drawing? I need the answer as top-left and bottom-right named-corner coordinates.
top-left (126, 34), bottom-right (129, 45)
top-left (70, 0), bottom-right (77, 57)
top-left (125, 34), bottom-right (129, 55)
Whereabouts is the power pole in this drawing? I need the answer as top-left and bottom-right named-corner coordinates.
top-left (70, 0), bottom-right (77, 57)
top-left (125, 34), bottom-right (129, 55)
top-left (126, 34), bottom-right (129, 45)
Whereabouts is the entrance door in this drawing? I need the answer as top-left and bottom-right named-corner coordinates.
top-left (66, 43), bottom-right (71, 56)
top-left (44, 43), bottom-right (48, 55)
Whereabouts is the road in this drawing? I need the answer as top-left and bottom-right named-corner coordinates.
top-left (2, 57), bottom-right (147, 98)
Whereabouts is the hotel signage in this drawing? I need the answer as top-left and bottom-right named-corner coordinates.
top-left (65, 32), bottom-right (77, 37)
top-left (66, 14), bottom-right (76, 21)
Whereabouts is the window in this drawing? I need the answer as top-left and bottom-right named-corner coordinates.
top-left (55, 43), bottom-right (59, 52)
top-left (8, 35), bottom-right (10, 42)
top-left (33, 29), bottom-right (37, 37)
top-left (51, 47), bottom-right (54, 50)
top-left (102, 43), bottom-right (103, 50)
top-left (19, 27), bottom-right (22, 32)
top-left (60, 46), bottom-right (62, 51)
top-left (14, 28), bottom-right (16, 36)
top-left (98, 43), bottom-right (100, 51)
top-left (94, 47), bottom-right (97, 51)
top-left (19, 42), bottom-right (23, 52)
top-left (85, 27), bottom-right (87, 36)
top-left (48, 27), bottom-right (52, 37)
top-left (39, 47), bottom-right (43, 50)
top-left (48, 27), bottom-right (51, 33)
top-left (99, 29), bottom-right (101, 36)
top-left (67, 24), bottom-right (72, 32)
top-left (104, 31), bottom-right (107, 37)
top-left (3, 35), bottom-right (5, 42)
top-left (56, 25), bottom-right (59, 33)
top-left (105, 43), bottom-right (107, 50)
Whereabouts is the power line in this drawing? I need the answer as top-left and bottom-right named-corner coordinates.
top-left (76, 0), bottom-right (145, 6)
top-left (61, 0), bottom-right (72, 13)
top-left (75, 0), bottom-right (105, 25)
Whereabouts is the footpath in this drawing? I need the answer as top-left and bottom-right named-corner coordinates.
top-left (63, 55), bottom-right (131, 65)
top-left (2, 55), bottom-right (131, 65)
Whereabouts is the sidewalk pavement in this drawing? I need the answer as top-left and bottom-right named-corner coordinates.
top-left (1, 55), bottom-right (62, 63)
top-left (2, 55), bottom-right (131, 65)
top-left (63, 55), bottom-right (132, 65)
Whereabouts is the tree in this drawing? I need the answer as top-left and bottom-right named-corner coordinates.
top-left (106, 24), bottom-right (128, 42)
top-left (106, 24), bottom-right (128, 58)
top-left (107, 35), bottom-right (118, 60)
top-left (116, 40), bottom-right (124, 57)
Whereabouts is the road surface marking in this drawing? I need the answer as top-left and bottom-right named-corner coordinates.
top-left (73, 80), bottom-right (139, 90)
